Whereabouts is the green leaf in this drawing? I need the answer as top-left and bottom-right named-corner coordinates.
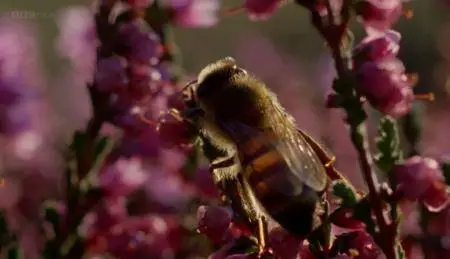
top-left (42, 201), bottom-right (61, 234)
top-left (332, 180), bottom-right (358, 207)
top-left (353, 198), bottom-right (376, 235)
top-left (442, 162), bottom-right (450, 186)
top-left (374, 116), bottom-right (402, 173)
top-left (182, 143), bottom-right (200, 179)
top-left (7, 245), bottom-right (23, 259)
top-left (70, 131), bottom-right (88, 158)
top-left (90, 136), bottom-right (114, 173)
top-left (396, 244), bottom-right (406, 259)
top-left (0, 210), bottom-right (7, 235)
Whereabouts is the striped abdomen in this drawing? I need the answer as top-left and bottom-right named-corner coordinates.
top-left (238, 134), bottom-right (324, 237)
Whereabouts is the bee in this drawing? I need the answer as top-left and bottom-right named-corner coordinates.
top-left (178, 57), bottom-right (344, 254)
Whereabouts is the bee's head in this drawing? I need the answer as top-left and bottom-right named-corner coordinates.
top-left (195, 57), bottom-right (248, 100)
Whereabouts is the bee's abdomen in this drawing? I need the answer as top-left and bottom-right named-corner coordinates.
top-left (240, 144), bottom-right (323, 237)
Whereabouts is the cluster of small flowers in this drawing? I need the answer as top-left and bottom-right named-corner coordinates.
top-left (53, 1), bottom-right (224, 258)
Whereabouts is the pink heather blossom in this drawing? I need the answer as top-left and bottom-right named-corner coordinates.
top-left (99, 157), bottom-right (148, 197)
top-left (165, 0), bottom-right (221, 28)
top-left (393, 156), bottom-right (449, 212)
top-left (334, 231), bottom-right (381, 259)
top-left (144, 169), bottom-right (195, 210)
top-left (81, 196), bottom-right (128, 238)
top-left (95, 56), bottom-right (129, 93)
top-left (87, 215), bottom-right (182, 259)
top-left (353, 30), bottom-right (401, 68)
top-left (56, 6), bottom-right (98, 83)
top-left (0, 178), bottom-right (22, 209)
top-left (197, 205), bottom-right (233, 245)
top-left (330, 207), bottom-right (366, 230)
top-left (118, 18), bottom-right (163, 64)
top-left (194, 167), bottom-right (220, 198)
top-left (128, 61), bottom-right (166, 97)
top-left (157, 111), bottom-right (197, 148)
top-left (127, 0), bottom-right (155, 8)
top-left (243, 0), bottom-right (285, 21)
top-left (225, 254), bottom-right (257, 259)
top-left (268, 227), bottom-right (303, 259)
top-left (355, 57), bottom-right (414, 117)
top-left (355, 0), bottom-right (406, 33)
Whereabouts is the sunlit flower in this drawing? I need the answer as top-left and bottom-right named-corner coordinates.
top-left (393, 156), bottom-right (449, 212)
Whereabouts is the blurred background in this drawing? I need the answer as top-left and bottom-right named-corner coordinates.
top-left (0, 1), bottom-right (450, 258)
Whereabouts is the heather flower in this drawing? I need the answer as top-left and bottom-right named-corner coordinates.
top-left (144, 168), bottom-right (195, 210)
top-left (355, 57), bottom-right (414, 117)
top-left (126, 0), bottom-right (155, 8)
top-left (81, 196), bottom-right (128, 238)
top-left (194, 167), bottom-right (220, 198)
top-left (333, 231), bottom-right (381, 259)
top-left (268, 227), bottom-right (302, 259)
top-left (197, 205), bottom-right (233, 245)
top-left (87, 215), bottom-right (182, 259)
top-left (118, 18), bottom-right (163, 64)
top-left (99, 157), bottom-right (148, 197)
top-left (165, 0), bottom-right (221, 28)
top-left (353, 30), bottom-right (401, 68)
top-left (156, 111), bottom-right (197, 148)
top-left (330, 207), bottom-right (366, 230)
top-left (242, 0), bottom-right (285, 21)
top-left (0, 75), bottom-right (33, 134)
top-left (56, 6), bottom-right (98, 83)
top-left (95, 56), bottom-right (129, 93)
top-left (354, 0), bottom-right (406, 33)
top-left (393, 156), bottom-right (449, 212)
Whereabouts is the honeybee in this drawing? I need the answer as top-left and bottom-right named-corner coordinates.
top-left (179, 57), bottom-right (343, 254)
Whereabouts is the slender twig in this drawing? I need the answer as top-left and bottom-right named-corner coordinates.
top-left (309, 1), bottom-right (398, 258)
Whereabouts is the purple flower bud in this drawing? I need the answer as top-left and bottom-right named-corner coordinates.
top-left (129, 61), bottom-right (165, 98)
top-left (127, 0), bottom-right (155, 8)
top-left (194, 167), bottom-right (220, 198)
top-left (99, 157), bottom-right (148, 197)
top-left (268, 227), bottom-right (302, 259)
top-left (168, 0), bottom-right (221, 28)
top-left (157, 112), bottom-right (197, 148)
top-left (334, 231), bottom-right (381, 259)
top-left (355, 57), bottom-right (414, 117)
top-left (95, 56), bottom-right (128, 93)
top-left (225, 254), bottom-right (256, 259)
top-left (298, 243), bottom-right (315, 259)
top-left (393, 156), bottom-right (449, 212)
top-left (56, 6), bottom-right (98, 83)
top-left (355, 0), bottom-right (405, 33)
top-left (330, 207), bottom-right (366, 230)
top-left (197, 205), bottom-right (232, 245)
top-left (118, 18), bottom-right (163, 64)
top-left (87, 215), bottom-right (182, 259)
top-left (353, 30), bottom-right (401, 68)
top-left (243, 0), bottom-right (285, 21)
top-left (81, 196), bottom-right (128, 238)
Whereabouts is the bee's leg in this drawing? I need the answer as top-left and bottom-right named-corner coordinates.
top-left (297, 129), bottom-right (360, 196)
top-left (210, 155), bottom-right (273, 257)
top-left (257, 216), bottom-right (273, 257)
top-left (210, 154), bottom-right (255, 226)
top-left (237, 176), bottom-right (274, 258)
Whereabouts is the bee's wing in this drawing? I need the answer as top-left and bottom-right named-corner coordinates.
top-left (219, 120), bottom-right (327, 195)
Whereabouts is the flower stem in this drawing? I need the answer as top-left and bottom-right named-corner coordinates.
top-left (309, 1), bottom-right (399, 258)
